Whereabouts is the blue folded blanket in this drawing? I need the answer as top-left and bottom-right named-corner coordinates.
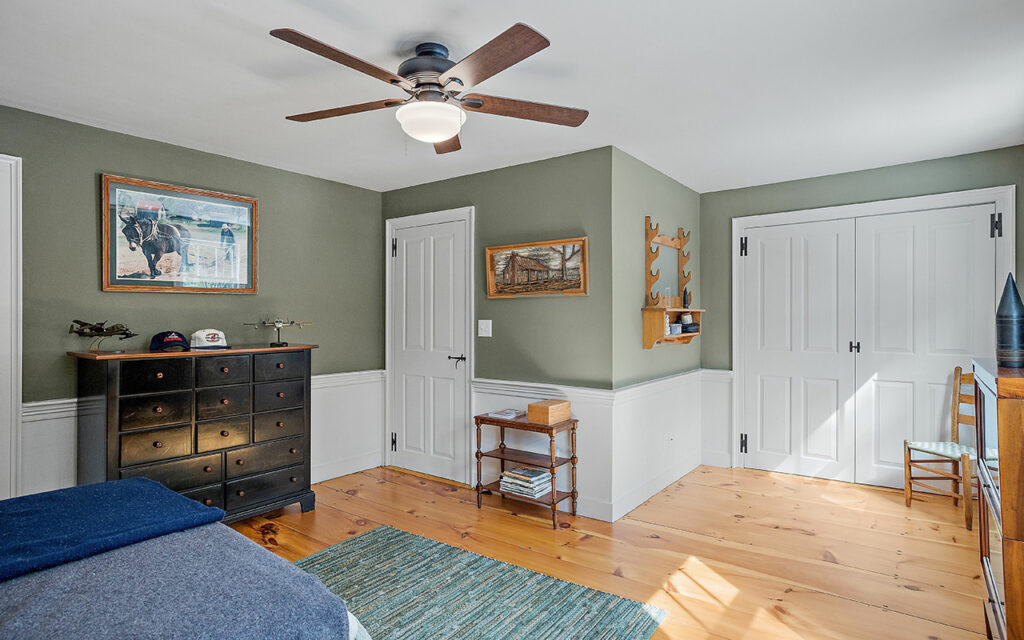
top-left (0, 478), bottom-right (224, 581)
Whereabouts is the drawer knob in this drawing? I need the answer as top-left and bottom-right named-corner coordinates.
top-left (153, 441), bottom-right (163, 449)
top-left (236, 459), bottom-right (245, 466)
top-left (276, 392), bottom-right (285, 398)
top-left (220, 430), bottom-right (230, 437)
top-left (236, 490), bottom-right (245, 497)
top-left (221, 367), bottom-right (230, 373)
top-left (290, 476), bottom-right (298, 483)
top-left (155, 372), bottom-right (164, 379)
top-left (203, 465), bottom-right (213, 473)
top-left (289, 447), bottom-right (298, 455)
top-left (276, 421), bottom-right (285, 428)
top-left (153, 406), bottom-right (163, 414)
top-left (220, 398), bottom-right (230, 405)
top-left (276, 363), bottom-right (285, 369)
top-left (203, 498), bottom-right (213, 506)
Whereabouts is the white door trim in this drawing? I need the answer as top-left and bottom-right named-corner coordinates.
top-left (0, 154), bottom-right (22, 498)
top-left (731, 185), bottom-right (1016, 469)
top-left (384, 206), bottom-right (475, 484)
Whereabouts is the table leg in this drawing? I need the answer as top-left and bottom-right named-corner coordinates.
top-left (475, 421), bottom-right (483, 509)
top-left (499, 425), bottom-right (506, 475)
top-left (570, 424), bottom-right (578, 516)
top-left (550, 432), bottom-right (558, 529)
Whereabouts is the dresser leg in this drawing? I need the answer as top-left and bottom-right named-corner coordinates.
top-left (550, 433), bottom-right (558, 529)
top-left (300, 492), bottom-right (315, 513)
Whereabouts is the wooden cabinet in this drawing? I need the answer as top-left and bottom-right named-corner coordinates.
top-left (973, 358), bottom-right (1024, 640)
top-left (70, 345), bottom-right (316, 522)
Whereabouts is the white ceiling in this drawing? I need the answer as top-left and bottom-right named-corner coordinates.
top-left (2, 0), bottom-right (1023, 193)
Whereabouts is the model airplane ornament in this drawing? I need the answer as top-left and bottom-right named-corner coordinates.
top-left (69, 319), bottom-right (139, 352)
top-left (243, 318), bottom-right (313, 347)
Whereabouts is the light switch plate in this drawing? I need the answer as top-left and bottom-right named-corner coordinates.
top-left (478, 319), bottom-right (492, 337)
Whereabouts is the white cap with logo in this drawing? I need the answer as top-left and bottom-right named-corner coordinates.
top-left (190, 329), bottom-right (230, 350)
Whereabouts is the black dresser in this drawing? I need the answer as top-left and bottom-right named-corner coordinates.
top-left (70, 345), bottom-right (317, 522)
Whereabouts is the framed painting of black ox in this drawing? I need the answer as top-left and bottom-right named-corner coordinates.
top-left (102, 174), bottom-right (257, 293)
top-left (485, 236), bottom-right (588, 299)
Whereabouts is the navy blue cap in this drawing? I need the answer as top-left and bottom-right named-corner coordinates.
top-left (149, 331), bottom-right (190, 352)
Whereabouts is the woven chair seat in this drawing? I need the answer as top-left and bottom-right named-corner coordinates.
top-left (907, 441), bottom-right (997, 461)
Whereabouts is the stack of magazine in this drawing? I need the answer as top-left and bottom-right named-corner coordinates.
top-left (499, 466), bottom-right (552, 500)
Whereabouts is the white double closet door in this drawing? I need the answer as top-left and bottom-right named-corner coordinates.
top-left (741, 204), bottom-right (997, 487)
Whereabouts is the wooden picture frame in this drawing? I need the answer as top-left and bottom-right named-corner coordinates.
top-left (102, 174), bottom-right (257, 293)
top-left (485, 236), bottom-right (588, 299)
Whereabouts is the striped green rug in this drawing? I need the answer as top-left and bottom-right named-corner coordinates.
top-left (295, 526), bottom-right (666, 640)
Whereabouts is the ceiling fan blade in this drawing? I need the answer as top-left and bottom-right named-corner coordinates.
top-left (439, 23), bottom-right (549, 88)
top-left (434, 135), bottom-right (462, 154)
top-left (286, 99), bottom-right (404, 122)
top-left (460, 94), bottom-right (588, 127)
top-left (271, 29), bottom-right (412, 90)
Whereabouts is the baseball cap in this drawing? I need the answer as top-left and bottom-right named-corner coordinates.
top-left (149, 331), bottom-right (190, 352)
top-left (191, 329), bottom-right (230, 350)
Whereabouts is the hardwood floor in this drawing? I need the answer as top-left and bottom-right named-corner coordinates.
top-left (230, 465), bottom-right (985, 639)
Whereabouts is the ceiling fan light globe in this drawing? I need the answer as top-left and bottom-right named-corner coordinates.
top-left (395, 102), bottom-right (466, 143)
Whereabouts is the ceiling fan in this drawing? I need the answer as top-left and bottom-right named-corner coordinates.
top-left (270, 23), bottom-right (589, 154)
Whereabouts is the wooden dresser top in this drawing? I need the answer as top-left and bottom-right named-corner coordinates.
top-left (68, 344), bottom-right (318, 360)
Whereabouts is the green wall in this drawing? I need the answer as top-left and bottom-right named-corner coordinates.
top-left (610, 148), bottom-right (701, 387)
top-left (382, 148), bottom-right (615, 388)
top-left (0, 106), bottom-right (384, 401)
top-left (699, 144), bottom-right (1024, 370)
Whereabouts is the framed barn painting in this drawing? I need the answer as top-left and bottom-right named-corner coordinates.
top-left (485, 237), bottom-right (588, 299)
top-left (102, 174), bottom-right (257, 293)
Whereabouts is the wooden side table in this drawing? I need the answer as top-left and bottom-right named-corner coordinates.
top-left (473, 413), bottom-right (578, 529)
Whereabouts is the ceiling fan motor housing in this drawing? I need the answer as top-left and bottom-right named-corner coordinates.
top-left (398, 42), bottom-right (456, 89)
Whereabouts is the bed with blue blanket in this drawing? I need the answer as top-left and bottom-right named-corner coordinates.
top-left (0, 478), bottom-right (371, 640)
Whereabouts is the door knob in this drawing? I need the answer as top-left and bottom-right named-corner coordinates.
top-left (447, 354), bottom-right (467, 369)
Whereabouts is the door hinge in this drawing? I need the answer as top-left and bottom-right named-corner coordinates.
top-left (739, 433), bottom-right (748, 454)
top-left (391, 238), bottom-right (397, 257)
top-left (390, 432), bottom-right (396, 452)
top-left (849, 340), bottom-right (861, 353)
top-left (739, 236), bottom-right (748, 257)
top-left (991, 212), bottom-right (1003, 238)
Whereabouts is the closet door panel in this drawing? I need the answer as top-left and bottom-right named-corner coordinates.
top-left (741, 219), bottom-right (856, 481)
top-left (854, 204), bottom-right (995, 487)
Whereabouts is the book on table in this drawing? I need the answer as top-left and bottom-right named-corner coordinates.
top-left (499, 481), bottom-right (551, 499)
top-left (502, 467), bottom-right (550, 483)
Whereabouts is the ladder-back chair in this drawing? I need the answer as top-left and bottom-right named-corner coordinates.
top-left (903, 366), bottom-right (977, 530)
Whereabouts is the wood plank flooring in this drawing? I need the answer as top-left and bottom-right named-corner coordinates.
top-left (230, 465), bottom-right (985, 639)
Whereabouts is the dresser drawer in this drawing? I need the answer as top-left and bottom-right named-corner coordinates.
top-left (120, 425), bottom-right (192, 467)
top-left (119, 391), bottom-right (192, 430)
top-left (196, 416), bottom-right (251, 453)
top-left (253, 380), bottom-right (304, 412)
top-left (196, 355), bottom-right (250, 388)
top-left (181, 484), bottom-right (225, 510)
top-left (120, 453), bottom-right (222, 491)
top-left (254, 352), bottom-right (305, 382)
top-left (225, 465), bottom-right (306, 511)
top-left (120, 358), bottom-right (192, 395)
top-left (196, 384), bottom-right (250, 420)
top-left (225, 436), bottom-right (304, 479)
top-left (253, 408), bottom-right (304, 442)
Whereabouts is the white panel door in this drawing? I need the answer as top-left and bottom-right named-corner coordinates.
top-left (390, 220), bottom-right (468, 482)
top-left (854, 205), bottom-right (995, 487)
top-left (741, 219), bottom-right (857, 481)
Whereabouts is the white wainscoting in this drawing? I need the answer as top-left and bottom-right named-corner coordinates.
top-left (701, 369), bottom-right (734, 468)
top-left (473, 369), bottom-right (706, 522)
top-left (16, 370), bottom-right (386, 496)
